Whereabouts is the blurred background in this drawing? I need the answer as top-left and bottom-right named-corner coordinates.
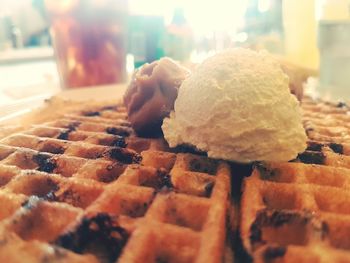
top-left (0, 0), bottom-right (349, 104)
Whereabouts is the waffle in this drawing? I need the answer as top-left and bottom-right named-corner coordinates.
top-left (0, 99), bottom-right (233, 263)
top-left (241, 98), bottom-right (350, 262)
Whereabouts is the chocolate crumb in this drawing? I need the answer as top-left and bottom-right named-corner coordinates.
top-left (156, 169), bottom-right (173, 189)
top-left (250, 221), bottom-right (263, 245)
top-left (40, 142), bottom-right (66, 154)
top-left (65, 122), bottom-right (81, 130)
top-left (321, 221), bottom-right (329, 239)
top-left (204, 181), bottom-right (214, 197)
top-left (304, 127), bottom-right (314, 136)
top-left (172, 144), bottom-right (207, 156)
top-left (269, 210), bottom-right (310, 227)
top-left (106, 127), bottom-right (131, 137)
top-left (33, 154), bottom-right (57, 173)
top-left (57, 125), bottom-right (76, 140)
top-left (263, 246), bottom-right (287, 262)
top-left (189, 158), bottom-right (217, 174)
top-left (328, 143), bottom-right (343, 154)
top-left (56, 213), bottom-right (128, 262)
top-left (58, 189), bottom-right (81, 206)
top-left (83, 111), bottom-right (100, 117)
top-left (336, 101), bottom-right (348, 108)
top-left (250, 209), bottom-right (312, 247)
top-left (190, 159), bottom-right (201, 171)
top-left (111, 137), bottom-right (127, 148)
top-left (306, 141), bottom-right (323, 152)
top-left (57, 130), bottom-right (70, 140)
top-left (44, 190), bottom-right (58, 202)
top-left (254, 163), bottom-right (275, 180)
top-left (297, 151), bottom-right (325, 165)
top-left (108, 147), bottom-right (142, 164)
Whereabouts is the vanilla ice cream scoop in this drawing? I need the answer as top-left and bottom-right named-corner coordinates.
top-left (162, 48), bottom-right (307, 163)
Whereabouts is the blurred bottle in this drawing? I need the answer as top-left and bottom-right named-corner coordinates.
top-left (283, 0), bottom-right (319, 69)
top-left (128, 15), bottom-right (165, 68)
top-left (10, 21), bottom-right (23, 49)
top-left (164, 8), bottom-right (193, 62)
top-left (0, 13), bottom-right (13, 50)
top-left (317, 0), bottom-right (350, 99)
top-left (45, 0), bottom-right (128, 89)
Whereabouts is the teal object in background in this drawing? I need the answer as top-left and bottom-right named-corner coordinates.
top-left (128, 15), bottom-right (165, 68)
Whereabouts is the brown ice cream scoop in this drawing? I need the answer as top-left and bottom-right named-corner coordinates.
top-left (124, 57), bottom-right (190, 137)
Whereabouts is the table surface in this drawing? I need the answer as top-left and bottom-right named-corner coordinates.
top-left (0, 84), bottom-right (127, 123)
top-left (0, 47), bottom-right (54, 65)
top-left (0, 59), bottom-right (59, 104)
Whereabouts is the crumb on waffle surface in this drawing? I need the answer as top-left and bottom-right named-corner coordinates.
top-left (0, 101), bottom-right (232, 263)
top-left (241, 98), bottom-right (350, 263)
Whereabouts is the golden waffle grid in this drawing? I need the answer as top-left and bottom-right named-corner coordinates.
top-left (241, 97), bottom-right (350, 262)
top-left (0, 103), bottom-right (232, 263)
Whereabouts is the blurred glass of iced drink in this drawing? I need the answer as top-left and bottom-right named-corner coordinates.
top-left (45, 0), bottom-right (127, 88)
